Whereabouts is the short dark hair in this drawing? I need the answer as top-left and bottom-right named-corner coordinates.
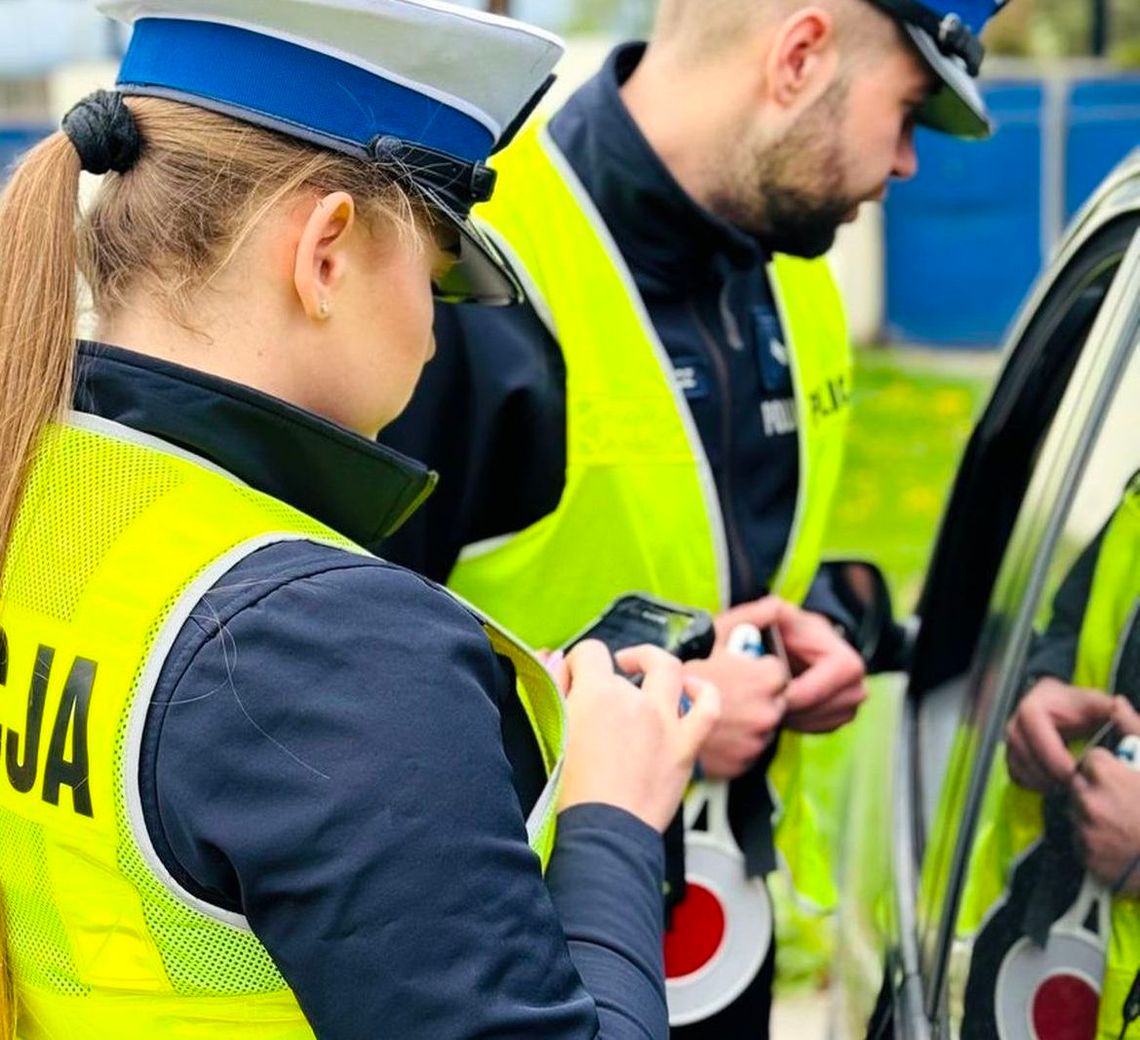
top-left (651, 0), bottom-right (905, 68)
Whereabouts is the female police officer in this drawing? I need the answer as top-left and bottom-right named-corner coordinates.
top-left (0, 2), bottom-right (720, 1037)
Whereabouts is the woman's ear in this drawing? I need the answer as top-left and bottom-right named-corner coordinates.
top-left (293, 191), bottom-right (357, 322)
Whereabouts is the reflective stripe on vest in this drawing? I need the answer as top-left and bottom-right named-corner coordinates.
top-left (953, 479), bottom-right (1140, 1040)
top-left (446, 121), bottom-right (852, 916)
top-left (0, 415), bottom-right (564, 1038)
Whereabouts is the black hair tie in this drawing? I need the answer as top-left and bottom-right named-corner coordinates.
top-left (62, 90), bottom-right (142, 175)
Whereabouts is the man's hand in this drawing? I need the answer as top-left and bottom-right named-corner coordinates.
top-left (771, 597), bottom-right (867, 733)
top-left (1112, 696), bottom-right (1140, 738)
top-left (699, 597), bottom-right (866, 743)
top-left (1006, 678), bottom-right (1116, 792)
top-left (685, 599), bottom-right (789, 779)
top-left (1070, 741), bottom-right (1140, 895)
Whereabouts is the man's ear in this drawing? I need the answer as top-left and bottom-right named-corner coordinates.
top-left (293, 191), bottom-right (357, 322)
top-left (766, 8), bottom-right (837, 108)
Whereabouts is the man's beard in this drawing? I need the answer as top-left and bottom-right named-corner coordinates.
top-left (759, 167), bottom-right (855, 258)
top-left (714, 80), bottom-right (860, 259)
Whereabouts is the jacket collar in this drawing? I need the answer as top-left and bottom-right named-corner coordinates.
top-left (548, 42), bottom-right (764, 296)
top-left (74, 342), bottom-right (437, 549)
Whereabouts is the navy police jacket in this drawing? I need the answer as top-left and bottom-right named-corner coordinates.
top-left (381, 43), bottom-right (847, 622)
top-left (74, 342), bottom-right (670, 1040)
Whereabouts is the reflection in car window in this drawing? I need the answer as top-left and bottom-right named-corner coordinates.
top-left (912, 221), bottom-right (1140, 989)
top-left (913, 220), bottom-right (1140, 855)
top-left (923, 307), bottom-right (1139, 1039)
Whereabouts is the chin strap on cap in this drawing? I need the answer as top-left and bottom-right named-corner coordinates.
top-left (368, 135), bottom-right (498, 217)
top-left (935, 12), bottom-right (985, 75)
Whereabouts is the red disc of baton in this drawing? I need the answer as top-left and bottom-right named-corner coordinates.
top-left (664, 833), bottom-right (772, 1027)
top-left (664, 882), bottom-right (727, 979)
top-left (1030, 973), bottom-right (1099, 1040)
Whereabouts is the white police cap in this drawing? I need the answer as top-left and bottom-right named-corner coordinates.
top-left (97, 0), bottom-right (566, 304)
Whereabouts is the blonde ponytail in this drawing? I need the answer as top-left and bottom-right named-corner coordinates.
top-left (0, 103), bottom-right (430, 1031)
top-left (0, 98), bottom-right (422, 574)
top-left (0, 132), bottom-right (82, 567)
top-left (0, 130), bottom-right (79, 1040)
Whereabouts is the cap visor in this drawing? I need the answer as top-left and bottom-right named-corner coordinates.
top-left (905, 24), bottom-right (992, 140)
top-left (429, 202), bottom-right (522, 306)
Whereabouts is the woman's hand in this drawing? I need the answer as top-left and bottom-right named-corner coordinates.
top-left (558, 640), bottom-right (720, 832)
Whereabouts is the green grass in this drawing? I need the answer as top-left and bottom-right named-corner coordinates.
top-left (823, 348), bottom-right (996, 612)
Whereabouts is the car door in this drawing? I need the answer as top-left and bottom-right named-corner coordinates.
top-left (836, 154), bottom-right (1140, 1040)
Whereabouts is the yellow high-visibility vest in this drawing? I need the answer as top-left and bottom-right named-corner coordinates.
top-left (0, 415), bottom-right (564, 1038)
top-left (449, 121), bottom-right (853, 918)
top-left (1077, 484), bottom-right (1140, 1040)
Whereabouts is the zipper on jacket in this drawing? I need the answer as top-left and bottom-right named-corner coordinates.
top-left (719, 279), bottom-right (746, 351)
top-left (687, 294), bottom-right (759, 601)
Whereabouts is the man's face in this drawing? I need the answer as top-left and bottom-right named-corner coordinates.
top-left (717, 39), bottom-right (933, 258)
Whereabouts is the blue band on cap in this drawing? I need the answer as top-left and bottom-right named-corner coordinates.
top-left (117, 18), bottom-right (495, 163)
top-left (923, 0), bottom-right (998, 34)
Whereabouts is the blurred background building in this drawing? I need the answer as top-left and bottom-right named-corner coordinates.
top-left (0, 0), bottom-right (1137, 349)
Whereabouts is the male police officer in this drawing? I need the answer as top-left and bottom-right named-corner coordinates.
top-left (382, 0), bottom-right (1011, 1035)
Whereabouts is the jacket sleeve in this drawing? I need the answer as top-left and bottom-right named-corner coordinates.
top-left (145, 542), bottom-right (667, 1040)
top-left (801, 566), bottom-right (857, 635)
top-left (378, 299), bottom-right (568, 582)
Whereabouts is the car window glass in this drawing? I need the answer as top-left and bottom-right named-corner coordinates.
top-left (914, 218), bottom-right (1140, 847)
top-left (916, 246), bottom-right (1140, 1037)
top-left (943, 350), bottom-right (1138, 1040)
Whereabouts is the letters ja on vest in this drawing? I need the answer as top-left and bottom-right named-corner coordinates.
top-left (448, 122), bottom-right (853, 916)
top-left (0, 416), bottom-right (563, 1038)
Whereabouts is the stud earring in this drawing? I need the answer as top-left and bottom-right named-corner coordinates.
top-left (318, 298), bottom-right (331, 320)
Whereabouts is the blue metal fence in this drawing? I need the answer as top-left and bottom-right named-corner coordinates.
top-left (0, 125), bottom-right (53, 179)
top-left (885, 83), bottom-right (1044, 348)
top-left (884, 72), bottom-right (1140, 349)
top-left (1065, 78), bottom-right (1140, 220)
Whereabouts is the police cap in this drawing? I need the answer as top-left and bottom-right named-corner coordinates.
top-left (862, 0), bottom-right (1010, 139)
top-left (97, 0), bottom-right (566, 305)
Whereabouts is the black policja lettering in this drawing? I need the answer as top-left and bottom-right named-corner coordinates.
top-left (0, 626), bottom-right (97, 818)
top-left (6, 645), bottom-right (53, 794)
top-left (42, 658), bottom-right (96, 817)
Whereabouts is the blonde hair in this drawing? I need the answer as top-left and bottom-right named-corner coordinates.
top-left (0, 102), bottom-right (432, 1024)
top-left (0, 96), bottom-right (429, 566)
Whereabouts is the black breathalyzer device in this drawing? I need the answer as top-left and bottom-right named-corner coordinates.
top-left (561, 593), bottom-right (716, 664)
top-left (561, 593), bottom-right (715, 917)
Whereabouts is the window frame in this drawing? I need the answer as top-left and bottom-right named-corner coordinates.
top-left (914, 228), bottom-right (1140, 1022)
